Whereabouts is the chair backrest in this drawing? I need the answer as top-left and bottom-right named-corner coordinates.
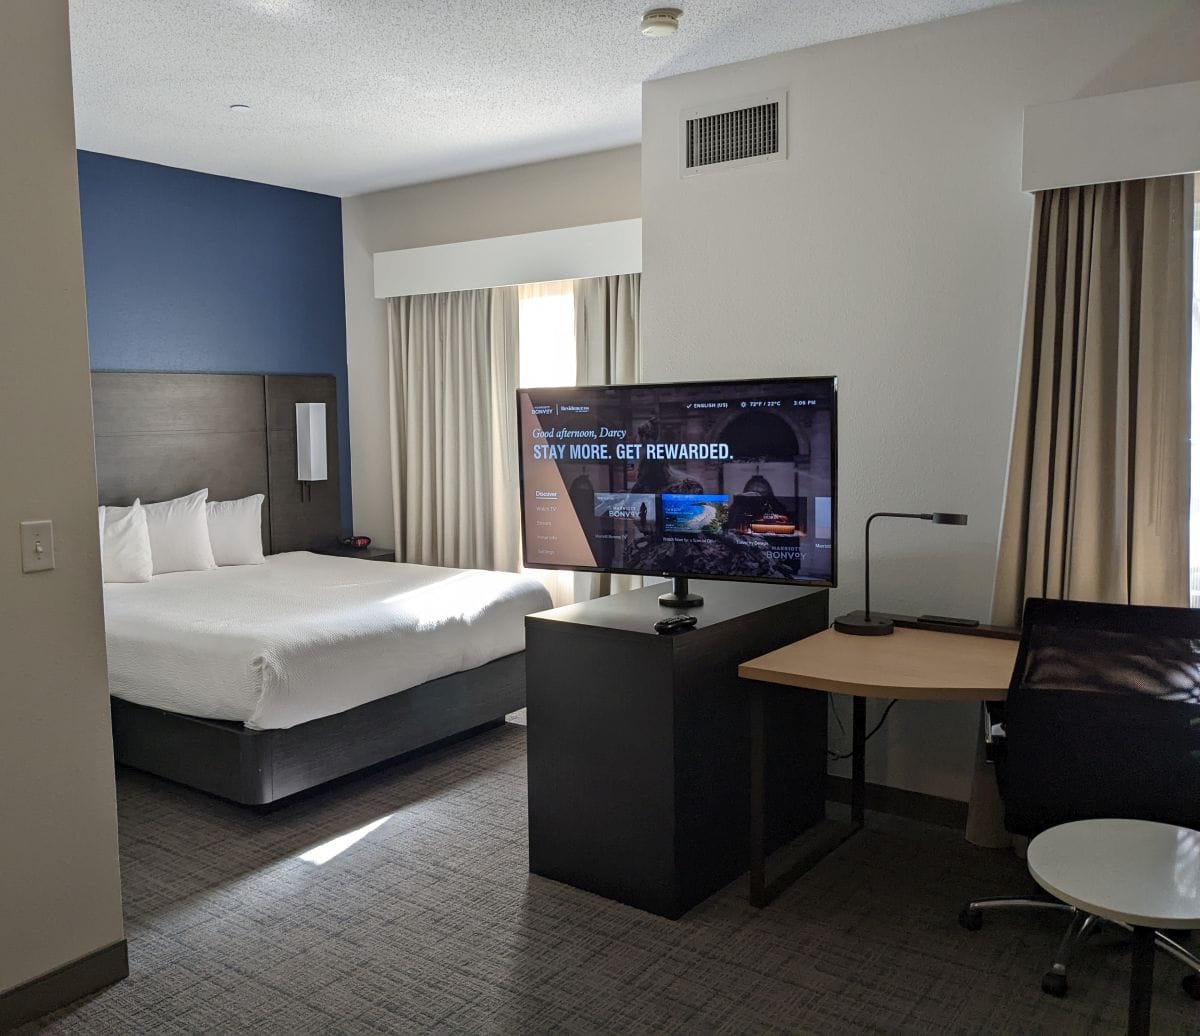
top-left (1002, 597), bottom-right (1200, 837)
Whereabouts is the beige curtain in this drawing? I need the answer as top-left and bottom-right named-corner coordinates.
top-left (387, 286), bottom-right (521, 571)
top-left (968, 175), bottom-right (1192, 849)
top-left (992, 175), bottom-right (1191, 625)
top-left (575, 273), bottom-right (641, 386)
top-left (574, 274), bottom-right (642, 599)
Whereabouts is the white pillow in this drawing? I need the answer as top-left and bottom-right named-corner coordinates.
top-left (206, 494), bottom-right (266, 566)
top-left (142, 489), bottom-right (217, 574)
top-left (98, 500), bottom-right (153, 583)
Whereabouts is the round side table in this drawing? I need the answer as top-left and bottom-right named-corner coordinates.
top-left (1027, 819), bottom-right (1200, 1036)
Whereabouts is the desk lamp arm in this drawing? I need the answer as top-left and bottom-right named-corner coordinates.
top-left (863, 512), bottom-right (938, 621)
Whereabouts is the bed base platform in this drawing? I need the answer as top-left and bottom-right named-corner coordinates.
top-left (111, 650), bottom-right (526, 807)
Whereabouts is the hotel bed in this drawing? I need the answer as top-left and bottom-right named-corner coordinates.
top-left (108, 553), bottom-right (550, 806)
top-left (95, 370), bottom-right (551, 806)
top-left (106, 552), bottom-right (549, 731)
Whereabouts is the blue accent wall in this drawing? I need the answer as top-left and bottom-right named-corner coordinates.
top-left (76, 151), bottom-right (351, 529)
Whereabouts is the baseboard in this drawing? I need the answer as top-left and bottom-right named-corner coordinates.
top-left (827, 776), bottom-right (968, 830)
top-left (0, 940), bottom-right (128, 1032)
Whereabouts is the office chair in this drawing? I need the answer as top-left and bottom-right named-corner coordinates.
top-left (958, 597), bottom-right (1200, 1000)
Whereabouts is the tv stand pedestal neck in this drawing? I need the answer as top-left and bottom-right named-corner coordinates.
top-left (659, 576), bottom-right (703, 608)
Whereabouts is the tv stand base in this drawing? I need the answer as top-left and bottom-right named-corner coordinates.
top-left (658, 575), bottom-right (703, 608)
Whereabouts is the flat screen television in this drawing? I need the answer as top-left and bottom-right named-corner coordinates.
top-left (516, 376), bottom-right (837, 604)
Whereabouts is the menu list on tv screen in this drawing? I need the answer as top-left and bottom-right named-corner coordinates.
top-left (516, 377), bottom-right (836, 586)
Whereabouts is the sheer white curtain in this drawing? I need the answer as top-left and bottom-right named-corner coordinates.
top-left (387, 286), bottom-right (520, 571)
top-left (517, 280), bottom-right (578, 606)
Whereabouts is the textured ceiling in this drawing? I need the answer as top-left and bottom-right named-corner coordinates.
top-left (69, 0), bottom-right (1016, 197)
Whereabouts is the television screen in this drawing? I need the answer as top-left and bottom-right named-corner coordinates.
top-left (516, 376), bottom-right (837, 587)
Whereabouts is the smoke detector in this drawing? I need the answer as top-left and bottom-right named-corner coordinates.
top-left (641, 7), bottom-right (682, 37)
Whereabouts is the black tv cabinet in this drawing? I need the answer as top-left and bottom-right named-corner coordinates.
top-left (525, 580), bottom-right (829, 918)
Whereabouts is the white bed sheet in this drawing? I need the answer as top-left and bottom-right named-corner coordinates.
top-left (103, 551), bottom-right (552, 730)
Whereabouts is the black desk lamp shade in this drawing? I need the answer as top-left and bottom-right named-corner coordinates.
top-left (833, 511), bottom-right (968, 636)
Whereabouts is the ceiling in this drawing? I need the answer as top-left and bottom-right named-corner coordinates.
top-left (69, 0), bottom-right (1016, 198)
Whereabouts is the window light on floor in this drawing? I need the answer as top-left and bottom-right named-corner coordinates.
top-left (297, 814), bottom-right (392, 865)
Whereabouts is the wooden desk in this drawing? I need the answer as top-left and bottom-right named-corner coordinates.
top-left (738, 626), bottom-right (1019, 906)
top-left (741, 626), bottom-right (1017, 700)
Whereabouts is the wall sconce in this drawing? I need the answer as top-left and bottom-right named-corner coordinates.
top-left (296, 402), bottom-right (327, 502)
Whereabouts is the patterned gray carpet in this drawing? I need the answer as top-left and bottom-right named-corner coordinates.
top-left (21, 717), bottom-right (1200, 1034)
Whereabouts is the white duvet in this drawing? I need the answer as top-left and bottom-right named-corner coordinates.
top-left (103, 551), bottom-right (552, 730)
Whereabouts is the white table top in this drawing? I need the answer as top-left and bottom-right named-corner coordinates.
top-left (1027, 819), bottom-right (1200, 929)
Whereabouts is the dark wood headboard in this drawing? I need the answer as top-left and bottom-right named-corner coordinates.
top-left (91, 371), bottom-right (341, 554)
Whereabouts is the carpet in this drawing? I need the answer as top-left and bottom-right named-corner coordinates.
top-left (21, 718), bottom-right (1200, 1034)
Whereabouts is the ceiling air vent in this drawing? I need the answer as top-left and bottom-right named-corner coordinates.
top-left (680, 90), bottom-right (787, 177)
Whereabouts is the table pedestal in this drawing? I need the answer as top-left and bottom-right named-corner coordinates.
top-left (1128, 926), bottom-right (1156, 1036)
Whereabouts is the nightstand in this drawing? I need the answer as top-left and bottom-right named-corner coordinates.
top-left (311, 545), bottom-right (396, 563)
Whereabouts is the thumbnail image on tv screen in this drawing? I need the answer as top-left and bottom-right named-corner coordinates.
top-left (516, 377), bottom-right (836, 587)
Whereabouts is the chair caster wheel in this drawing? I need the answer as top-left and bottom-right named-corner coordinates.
top-left (959, 907), bottom-right (983, 931)
top-left (1041, 972), bottom-right (1068, 998)
top-left (1183, 974), bottom-right (1200, 1001)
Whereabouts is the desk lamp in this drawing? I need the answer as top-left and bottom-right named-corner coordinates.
top-left (833, 511), bottom-right (968, 636)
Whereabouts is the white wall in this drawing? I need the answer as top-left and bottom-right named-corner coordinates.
top-left (0, 0), bottom-right (125, 996)
top-left (342, 145), bottom-right (641, 546)
top-left (642, 0), bottom-right (1200, 800)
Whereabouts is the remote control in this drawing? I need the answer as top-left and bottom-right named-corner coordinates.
top-left (654, 615), bottom-right (698, 634)
top-left (917, 614), bottom-right (980, 628)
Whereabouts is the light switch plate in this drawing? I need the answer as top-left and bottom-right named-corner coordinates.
top-left (20, 520), bottom-right (54, 573)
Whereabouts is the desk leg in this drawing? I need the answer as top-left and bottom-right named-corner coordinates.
top-left (1128, 926), bottom-right (1155, 1036)
top-left (749, 685), bottom-right (767, 907)
top-left (748, 685), bottom-right (860, 908)
top-left (851, 695), bottom-right (866, 827)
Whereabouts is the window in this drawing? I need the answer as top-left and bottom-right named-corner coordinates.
top-left (517, 280), bottom-right (578, 606)
top-left (518, 280), bottom-right (576, 389)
